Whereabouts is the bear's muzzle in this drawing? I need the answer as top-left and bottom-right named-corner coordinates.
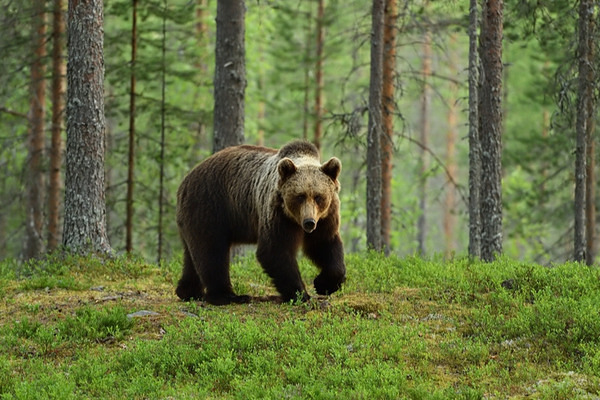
top-left (302, 218), bottom-right (316, 233)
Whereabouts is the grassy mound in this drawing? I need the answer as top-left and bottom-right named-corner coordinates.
top-left (0, 252), bottom-right (599, 399)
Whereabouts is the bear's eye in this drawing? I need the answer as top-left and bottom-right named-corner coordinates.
top-left (314, 195), bottom-right (325, 207)
top-left (295, 194), bottom-right (306, 203)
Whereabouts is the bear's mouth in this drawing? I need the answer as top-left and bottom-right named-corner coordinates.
top-left (302, 218), bottom-right (316, 233)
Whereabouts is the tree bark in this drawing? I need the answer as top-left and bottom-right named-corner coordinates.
top-left (381, 0), bottom-right (397, 255)
top-left (417, 10), bottom-right (431, 255)
top-left (302, 3), bottom-right (312, 142)
top-left (313, 0), bottom-right (325, 151)
top-left (444, 33), bottom-right (459, 258)
top-left (63, 0), bottom-right (112, 255)
top-left (194, 0), bottom-right (209, 159)
top-left (366, 0), bottom-right (385, 251)
top-left (479, 0), bottom-right (503, 262)
top-left (574, 0), bottom-right (593, 262)
top-left (23, 0), bottom-right (47, 259)
top-left (48, 0), bottom-right (66, 252)
top-left (586, 136), bottom-right (596, 265)
top-left (468, 0), bottom-right (481, 259)
top-left (126, 0), bottom-right (138, 253)
top-left (212, 0), bottom-right (246, 153)
top-left (158, 1), bottom-right (168, 263)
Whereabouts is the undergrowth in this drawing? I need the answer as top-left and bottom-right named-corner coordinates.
top-left (0, 252), bottom-right (599, 399)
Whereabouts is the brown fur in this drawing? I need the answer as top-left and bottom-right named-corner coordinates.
top-left (175, 140), bottom-right (346, 305)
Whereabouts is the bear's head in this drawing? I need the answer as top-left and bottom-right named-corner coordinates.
top-left (277, 156), bottom-right (341, 233)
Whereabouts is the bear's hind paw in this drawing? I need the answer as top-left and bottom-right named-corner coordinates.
top-left (205, 293), bottom-right (251, 305)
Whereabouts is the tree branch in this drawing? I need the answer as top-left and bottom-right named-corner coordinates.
top-left (0, 106), bottom-right (28, 119)
top-left (397, 132), bottom-right (468, 206)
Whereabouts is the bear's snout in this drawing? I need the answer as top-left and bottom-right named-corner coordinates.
top-left (302, 218), bottom-right (317, 233)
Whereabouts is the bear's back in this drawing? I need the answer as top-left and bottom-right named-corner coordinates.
top-left (177, 145), bottom-right (282, 243)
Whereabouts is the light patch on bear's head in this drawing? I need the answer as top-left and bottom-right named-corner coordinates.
top-left (277, 156), bottom-right (341, 233)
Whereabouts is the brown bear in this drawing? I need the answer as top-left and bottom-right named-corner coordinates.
top-left (175, 140), bottom-right (346, 305)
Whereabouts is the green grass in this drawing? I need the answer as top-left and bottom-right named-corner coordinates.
top-left (0, 252), bottom-right (599, 399)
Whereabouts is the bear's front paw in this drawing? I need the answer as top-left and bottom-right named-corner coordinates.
top-left (314, 273), bottom-right (345, 296)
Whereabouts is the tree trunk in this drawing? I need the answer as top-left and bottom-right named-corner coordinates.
top-left (366, 0), bottom-right (385, 251)
top-left (574, 0), bottom-right (593, 262)
top-left (302, 3), bottom-right (312, 141)
top-left (23, 1), bottom-right (47, 259)
top-left (444, 33), bottom-right (459, 258)
top-left (212, 0), bottom-right (246, 153)
top-left (468, 0), bottom-right (481, 259)
top-left (478, 0), bottom-right (503, 262)
top-left (586, 136), bottom-right (596, 265)
top-left (194, 0), bottom-right (209, 158)
top-left (417, 11), bottom-right (431, 256)
top-left (48, 0), bottom-right (66, 252)
top-left (380, 0), bottom-right (397, 255)
top-left (196, 0), bottom-right (208, 57)
top-left (63, 0), bottom-right (112, 255)
top-left (313, 0), bottom-right (325, 151)
top-left (126, 0), bottom-right (138, 253)
top-left (158, 1), bottom-right (168, 263)
top-left (584, 8), bottom-right (597, 265)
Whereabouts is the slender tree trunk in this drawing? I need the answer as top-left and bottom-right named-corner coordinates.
top-left (63, 0), bottom-right (112, 255)
top-left (574, 0), bottom-right (593, 262)
top-left (212, 0), bottom-right (246, 153)
top-left (380, 0), bottom-right (397, 255)
top-left (24, 1), bottom-right (47, 259)
top-left (586, 135), bottom-right (596, 265)
top-left (539, 108), bottom-right (549, 197)
top-left (479, 0), bottom-right (503, 262)
top-left (366, 0), bottom-right (385, 251)
top-left (302, 3), bottom-right (312, 141)
top-left (158, 0), bottom-right (168, 263)
top-left (126, 0), bottom-right (138, 253)
top-left (585, 12), bottom-right (596, 265)
top-left (417, 11), bottom-right (431, 255)
top-left (196, 0), bottom-right (208, 63)
top-left (314, 0), bottom-right (325, 151)
top-left (48, 0), bottom-right (66, 252)
top-left (444, 33), bottom-right (459, 258)
top-left (468, 0), bottom-right (481, 259)
top-left (194, 0), bottom-right (208, 158)
top-left (257, 83), bottom-right (265, 146)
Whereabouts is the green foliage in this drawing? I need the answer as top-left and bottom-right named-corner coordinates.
top-left (60, 306), bottom-right (134, 343)
top-left (1, 253), bottom-right (600, 398)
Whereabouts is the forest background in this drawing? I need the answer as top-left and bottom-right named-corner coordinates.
top-left (0, 0), bottom-right (593, 265)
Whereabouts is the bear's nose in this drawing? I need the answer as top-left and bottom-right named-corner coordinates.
top-left (302, 218), bottom-right (316, 233)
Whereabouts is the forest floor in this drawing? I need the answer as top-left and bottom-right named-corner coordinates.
top-left (0, 252), bottom-right (599, 399)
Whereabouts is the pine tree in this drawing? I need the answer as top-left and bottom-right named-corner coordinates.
top-left (213, 0), bottom-right (246, 152)
top-left (48, 0), bottom-right (66, 251)
top-left (479, 0), bottom-right (503, 262)
top-left (63, 0), bottom-right (112, 254)
top-left (366, 0), bottom-right (384, 251)
top-left (23, 0), bottom-right (47, 259)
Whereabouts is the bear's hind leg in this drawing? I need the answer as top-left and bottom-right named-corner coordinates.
top-left (176, 242), bottom-right (205, 301)
top-left (192, 241), bottom-right (250, 305)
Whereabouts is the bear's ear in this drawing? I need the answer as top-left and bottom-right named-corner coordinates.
top-left (321, 157), bottom-right (341, 181)
top-left (278, 158), bottom-right (297, 182)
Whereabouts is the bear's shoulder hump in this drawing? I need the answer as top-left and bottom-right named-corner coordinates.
top-left (278, 140), bottom-right (319, 160)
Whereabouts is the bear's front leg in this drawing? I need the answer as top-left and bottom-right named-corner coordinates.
top-left (303, 225), bottom-right (346, 296)
top-left (256, 226), bottom-right (310, 303)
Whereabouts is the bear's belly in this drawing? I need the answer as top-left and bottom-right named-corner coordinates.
top-left (227, 216), bottom-right (259, 245)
